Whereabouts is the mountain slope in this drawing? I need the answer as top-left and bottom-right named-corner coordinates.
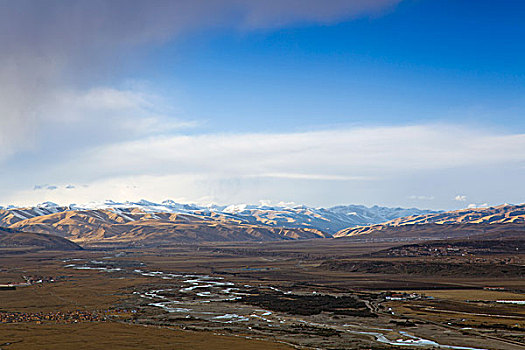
top-left (8, 209), bottom-right (328, 246)
top-left (0, 227), bottom-right (82, 250)
top-left (0, 204), bottom-right (69, 226)
top-left (0, 200), bottom-right (436, 235)
top-left (214, 204), bottom-right (436, 234)
top-left (335, 204), bottom-right (525, 240)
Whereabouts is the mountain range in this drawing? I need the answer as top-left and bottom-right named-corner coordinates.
top-left (0, 200), bottom-right (435, 246)
top-left (0, 200), bottom-right (523, 247)
top-left (335, 203), bottom-right (525, 241)
top-left (0, 200), bottom-right (436, 233)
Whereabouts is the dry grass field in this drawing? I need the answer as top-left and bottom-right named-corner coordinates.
top-left (0, 251), bottom-right (292, 350)
top-left (0, 323), bottom-right (293, 350)
top-left (1, 238), bottom-right (524, 349)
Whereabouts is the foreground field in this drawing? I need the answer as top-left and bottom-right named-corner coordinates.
top-left (0, 323), bottom-right (292, 350)
top-left (1, 238), bottom-right (524, 349)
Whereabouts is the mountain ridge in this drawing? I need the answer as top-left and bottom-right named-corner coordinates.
top-left (0, 200), bottom-right (438, 246)
top-left (0, 201), bottom-right (523, 246)
top-left (0, 200), bottom-right (437, 235)
top-left (334, 203), bottom-right (525, 240)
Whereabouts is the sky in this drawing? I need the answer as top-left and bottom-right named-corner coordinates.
top-left (1, 0), bottom-right (525, 210)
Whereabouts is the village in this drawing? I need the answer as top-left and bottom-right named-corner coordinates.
top-left (0, 310), bottom-right (105, 324)
top-left (0, 275), bottom-right (62, 290)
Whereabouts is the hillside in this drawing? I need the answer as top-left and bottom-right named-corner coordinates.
top-left (0, 200), bottom-right (436, 235)
top-left (0, 227), bottom-right (82, 250)
top-left (3, 202), bottom-right (523, 245)
top-left (6, 209), bottom-right (328, 246)
top-left (335, 203), bottom-right (525, 240)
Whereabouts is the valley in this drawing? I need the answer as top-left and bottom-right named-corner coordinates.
top-left (1, 236), bottom-right (524, 349)
top-left (1, 203), bottom-right (524, 349)
top-left (3, 2), bottom-right (524, 349)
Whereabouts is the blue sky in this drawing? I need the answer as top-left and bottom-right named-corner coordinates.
top-left (147, 0), bottom-right (525, 132)
top-left (1, 0), bottom-right (525, 209)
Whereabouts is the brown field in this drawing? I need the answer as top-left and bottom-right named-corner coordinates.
top-left (0, 323), bottom-right (292, 350)
top-left (1, 238), bottom-right (524, 349)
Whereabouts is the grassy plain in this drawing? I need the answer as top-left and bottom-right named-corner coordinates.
top-left (0, 238), bottom-right (524, 349)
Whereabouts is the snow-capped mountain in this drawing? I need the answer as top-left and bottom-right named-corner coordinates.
top-left (0, 200), bottom-right (437, 235)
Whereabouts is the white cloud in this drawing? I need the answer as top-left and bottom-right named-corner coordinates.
top-left (0, 0), bottom-right (400, 160)
top-left (253, 173), bottom-right (374, 181)
top-left (72, 125), bottom-right (525, 180)
top-left (13, 175), bottom-right (215, 208)
top-left (409, 195), bottom-right (434, 201)
top-left (455, 195), bottom-right (467, 201)
top-left (5, 124), bottom-right (525, 208)
top-left (0, 85), bottom-right (197, 164)
top-left (467, 203), bottom-right (488, 209)
top-left (43, 86), bottom-right (196, 134)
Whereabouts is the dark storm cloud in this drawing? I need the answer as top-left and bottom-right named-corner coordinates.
top-left (0, 0), bottom-right (401, 160)
top-left (0, 0), bottom-right (401, 157)
top-left (0, 0), bottom-right (401, 52)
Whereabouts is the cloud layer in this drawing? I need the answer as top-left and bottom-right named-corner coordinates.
top-left (76, 125), bottom-right (525, 178)
top-left (3, 1), bottom-right (524, 210)
top-left (0, 0), bottom-right (401, 160)
top-left (5, 124), bottom-right (525, 208)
